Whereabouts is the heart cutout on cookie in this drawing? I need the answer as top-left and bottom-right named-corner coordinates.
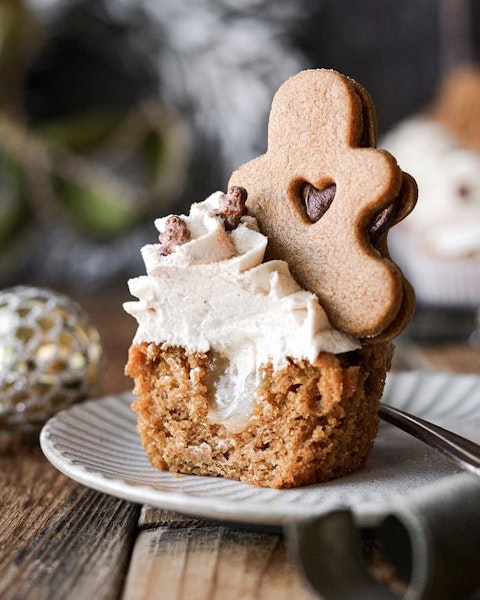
top-left (302, 182), bottom-right (336, 223)
top-left (229, 69), bottom-right (416, 340)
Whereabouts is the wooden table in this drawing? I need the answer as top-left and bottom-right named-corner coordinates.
top-left (1, 287), bottom-right (480, 600)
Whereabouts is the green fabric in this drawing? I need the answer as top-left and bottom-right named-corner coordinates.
top-left (286, 473), bottom-right (480, 600)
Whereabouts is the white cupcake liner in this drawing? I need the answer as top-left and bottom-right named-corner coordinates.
top-left (389, 232), bottom-right (480, 308)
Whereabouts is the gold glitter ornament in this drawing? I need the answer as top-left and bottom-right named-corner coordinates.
top-left (0, 286), bottom-right (103, 434)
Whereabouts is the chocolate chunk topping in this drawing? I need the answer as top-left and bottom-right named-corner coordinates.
top-left (303, 183), bottom-right (336, 222)
top-left (370, 200), bottom-right (400, 246)
top-left (158, 215), bottom-right (190, 255)
top-left (216, 186), bottom-right (248, 231)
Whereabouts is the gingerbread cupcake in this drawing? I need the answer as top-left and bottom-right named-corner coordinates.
top-left (125, 69), bottom-right (416, 488)
top-left (383, 67), bottom-right (480, 309)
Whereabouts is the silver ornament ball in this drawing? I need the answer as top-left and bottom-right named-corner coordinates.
top-left (0, 286), bottom-right (103, 434)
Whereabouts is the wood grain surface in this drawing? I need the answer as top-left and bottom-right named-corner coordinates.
top-left (0, 435), bottom-right (140, 600)
top-left (123, 519), bottom-right (313, 600)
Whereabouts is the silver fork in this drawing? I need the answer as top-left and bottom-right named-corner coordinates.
top-left (378, 403), bottom-right (480, 477)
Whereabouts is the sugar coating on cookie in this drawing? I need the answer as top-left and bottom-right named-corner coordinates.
top-left (229, 69), bottom-right (416, 339)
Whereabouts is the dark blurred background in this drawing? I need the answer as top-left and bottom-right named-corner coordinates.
top-left (1, 0), bottom-right (479, 290)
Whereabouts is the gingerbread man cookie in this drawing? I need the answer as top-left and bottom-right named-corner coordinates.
top-left (229, 69), bottom-right (416, 340)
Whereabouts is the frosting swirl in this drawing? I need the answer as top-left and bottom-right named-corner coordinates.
top-left (125, 192), bottom-right (359, 431)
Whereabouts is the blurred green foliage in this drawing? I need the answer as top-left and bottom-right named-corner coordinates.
top-left (0, 0), bottom-right (189, 259)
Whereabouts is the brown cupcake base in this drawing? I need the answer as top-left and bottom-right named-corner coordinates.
top-left (125, 341), bottom-right (393, 489)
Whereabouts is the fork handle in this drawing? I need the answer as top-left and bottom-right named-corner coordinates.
top-left (379, 403), bottom-right (480, 477)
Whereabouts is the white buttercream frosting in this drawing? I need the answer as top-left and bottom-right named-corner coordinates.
top-left (382, 116), bottom-right (480, 259)
top-left (124, 192), bottom-right (359, 431)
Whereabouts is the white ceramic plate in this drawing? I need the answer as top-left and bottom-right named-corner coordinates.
top-left (40, 371), bottom-right (480, 527)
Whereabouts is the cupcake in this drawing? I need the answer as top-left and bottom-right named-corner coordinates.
top-left (124, 70), bottom-right (416, 488)
top-left (382, 67), bottom-right (480, 309)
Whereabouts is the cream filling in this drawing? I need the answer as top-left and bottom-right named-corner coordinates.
top-left (124, 192), bottom-right (359, 432)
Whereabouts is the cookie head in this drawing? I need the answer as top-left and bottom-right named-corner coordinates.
top-left (229, 69), bottom-right (416, 340)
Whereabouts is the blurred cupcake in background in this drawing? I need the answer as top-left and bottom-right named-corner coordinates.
top-left (382, 66), bottom-right (480, 317)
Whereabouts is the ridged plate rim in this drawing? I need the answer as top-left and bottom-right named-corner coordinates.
top-left (40, 371), bottom-right (480, 526)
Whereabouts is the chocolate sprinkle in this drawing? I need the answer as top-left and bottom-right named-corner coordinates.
top-left (215, 186), bottom-right (248, 231)
top-left (158, 215), bottom-right (190, 255)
